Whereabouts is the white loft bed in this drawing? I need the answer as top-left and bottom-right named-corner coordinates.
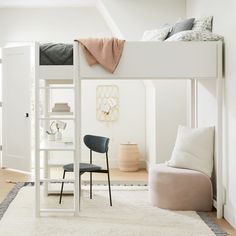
top-left (34, 41), bottom-right (223, 218)
top-left (39, 41), bottom-right (220, 80)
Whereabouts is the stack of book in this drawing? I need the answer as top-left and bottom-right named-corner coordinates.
top-left (52, 103), bottom-right (71, 112)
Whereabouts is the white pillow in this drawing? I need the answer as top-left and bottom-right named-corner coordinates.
top-left (165, 30), bottom-right (224, 42)
top-left (192, 16), bottom-right (213, 32)
top-left (167, 126), bottom-right (214, 177)
top-left (142, 27), bottom-right (171, 41)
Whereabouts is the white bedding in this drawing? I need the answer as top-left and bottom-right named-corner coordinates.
top-left (166, 30), bottom-right (224, 42)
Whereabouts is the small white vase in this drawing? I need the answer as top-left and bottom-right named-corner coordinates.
top-left (55, 131), bottom-right (62, 141)
top-left (48, 134), bottom-right (55, 141)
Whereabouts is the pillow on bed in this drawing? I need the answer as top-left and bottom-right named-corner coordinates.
top-left (192, 16), bottom-right (213, 32)
top-left (167, 126), bottom-right (214, 177)
top-left (165, 30), bottom-right (224, 42)
top-left (142, 26), bottom-right (171, 41)
top-left (167, 18), bottom-right (195, 38)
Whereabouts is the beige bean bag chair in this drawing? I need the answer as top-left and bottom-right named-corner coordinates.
top-left (149, 164), bottom-right (213, 211)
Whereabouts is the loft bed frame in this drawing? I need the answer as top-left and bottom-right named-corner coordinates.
top-left (34, 41), bottom-right (223, 218)
top-left (39, 41), bottom-right (220, 80)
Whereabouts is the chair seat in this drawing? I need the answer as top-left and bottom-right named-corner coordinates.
top-left (63, 163), bottom-right (102, 172)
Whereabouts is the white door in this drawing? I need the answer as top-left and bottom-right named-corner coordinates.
top-left (2, 46), bottom-right (32, 172)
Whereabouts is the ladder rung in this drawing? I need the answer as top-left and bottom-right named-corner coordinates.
top-left (39, 86), bottom-right (75, 90)
top-left (47, 190), bottom-right (74, 195)
top-left (39, 117), bottom-right (75, 121)
top-left (40, 179), bottom-right (75, 183)
top-left (40, 208), bottom-right (75, 213)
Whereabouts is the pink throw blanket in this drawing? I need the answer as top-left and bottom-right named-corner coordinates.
top-left (75, 38), bottom-right (125, 73)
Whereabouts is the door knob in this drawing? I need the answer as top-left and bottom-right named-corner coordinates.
top-left (24, 113), bottom-right (29, 118)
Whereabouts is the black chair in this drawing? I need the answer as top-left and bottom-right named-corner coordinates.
top-left (59, 135), bottom-right (112, 206)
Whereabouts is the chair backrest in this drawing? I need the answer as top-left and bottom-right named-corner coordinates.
top-left (84, 135), bottom-right (109, 154)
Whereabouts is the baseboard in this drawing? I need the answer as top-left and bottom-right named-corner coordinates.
top-left (48, 159), bottom-right (147, 170)
top-left (224, 204), bottom-right (236, 229)
top-left (82, 180), bottom-right (147, 185)
top-left (90, 159), bottom-right (147, 170)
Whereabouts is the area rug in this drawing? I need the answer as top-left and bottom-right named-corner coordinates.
top-left (0, 183), bottom-right (228, 236)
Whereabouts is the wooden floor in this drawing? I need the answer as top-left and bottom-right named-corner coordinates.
top-left (0, 168), bottom-right (235, 236)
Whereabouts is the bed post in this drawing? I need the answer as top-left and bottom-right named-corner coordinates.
top-left (189, 79), bottom-right (198, 128)
top-left (216, 41), bottom-right (223, 219)
top-left (73, 41), bottom-right (81, 216)
top-left (216, 78), bottom-right (223, 219)
top-left (43, 80), bottom-right (50, 197)
top-left (34, 42), bottom-right (40, 217)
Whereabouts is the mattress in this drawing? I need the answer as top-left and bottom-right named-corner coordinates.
top-left (40, 43), bottom-right (73, 65)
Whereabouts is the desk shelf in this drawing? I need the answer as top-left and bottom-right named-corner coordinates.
top-left (47, 112), bottom-right (73, 116)
top-left (40, 140), bottom-right (74, 151)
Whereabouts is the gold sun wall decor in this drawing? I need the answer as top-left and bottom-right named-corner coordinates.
top-left (96, 85), bottom-right (119, 121)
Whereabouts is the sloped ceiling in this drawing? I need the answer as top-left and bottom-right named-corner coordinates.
top-left (0, 0), bottom-right (96, 7)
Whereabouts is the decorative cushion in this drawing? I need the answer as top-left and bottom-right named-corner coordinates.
top-left (167, 18), bottom-right (195, 38)
top-left (167, 126), bottom-right (214, 177)
top-left (142, 27), bottom-right (171, 41)
top-left (192, 16), bottom-right (213, 32)
top-left (166, 30), bottom-right (224, 42)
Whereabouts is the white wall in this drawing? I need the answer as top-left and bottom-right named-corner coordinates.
top-left (101, 0), bottom-right (186, 40)
top-left (144, 82), bottom-right (156, 167)
top-left (101, 0), bottom-right (188, 164)
top-left (0, 7), bottom-right (111, 45)
top-left (154, 80), bottom-right (187, 164)
top-left (0, 7), bottom-right (146, 169)
top-left (144, 80), bottom-right (187, 166)
top-left (81, 80), bottom-right (146, 168)
top-left (187, 0), bottom-right (236, 228)
top-left (51, 79), bottom-right (146, 168)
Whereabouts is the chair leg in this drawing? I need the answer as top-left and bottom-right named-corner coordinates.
top-left (90, 172), bottom-right (92, 199)
top-left (59, 170), bottom-right (66, 204)
top-left (107, 172), bottom-right (112, 206)
top-left (79, 173), bottom-right (81, 210)
top-left (105, 152), bottom-right (112, 206)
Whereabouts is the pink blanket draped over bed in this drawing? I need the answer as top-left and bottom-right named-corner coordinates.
top-left (75, 38), bottom-right (125, 73)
